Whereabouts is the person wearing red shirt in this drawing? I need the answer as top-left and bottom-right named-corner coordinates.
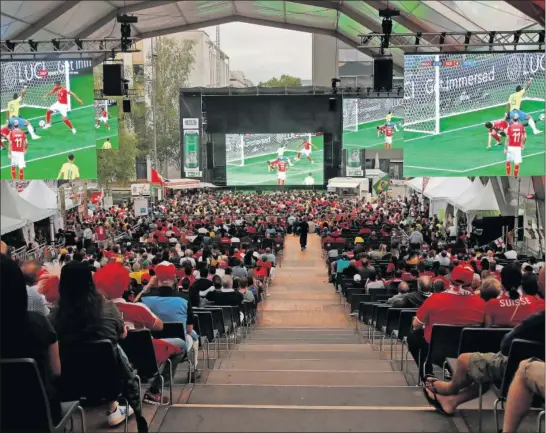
top-left (407, 264), bottom-right (486, 379)
top-left (484, 119), bottom-right (508, 149)
top-left (8, 123), bottom-right (28, 180)
top-left (485, 265), bottom-right (544, 327)
top-left (505, 114), bottom-right (527, 177)
top-left (43, 80), bottom-right (83, 133)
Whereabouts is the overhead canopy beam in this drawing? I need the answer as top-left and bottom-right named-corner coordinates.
top-left (10, 1), bottom-right (81, 40)
top-left (505, 0), bottom-right (545, 25)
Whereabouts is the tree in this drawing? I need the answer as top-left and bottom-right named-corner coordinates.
top-left (96, 119), bottom-right (139, 194)
top-left (151, 37), bottom-right (196, 172)
top-left (259, 74), bottom-right (303, 87)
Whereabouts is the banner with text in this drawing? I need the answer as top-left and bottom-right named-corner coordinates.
top-left (344, 148), bottom-right (366, 177)
top-left (182, 118), bottom-right (202, 178)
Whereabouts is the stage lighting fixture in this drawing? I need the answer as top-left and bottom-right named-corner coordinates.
top-left (331, 78), bottom-right (341, 94)
top-left (464, 31), bottom-right (471, 46)
top-left (52, 38), bottom-right (60, 51)
top-left (366, 87), bottom-right (371, 96)
top-left (539, 30), bottom-right (545, 44)
top-left (75, 38), bottom-right (83, 50)
top-left (513, 30), bottom-right (521, 45)
top-left (28, 40), bottom-right (38, 52)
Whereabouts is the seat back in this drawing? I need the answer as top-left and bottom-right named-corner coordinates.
top-left (232, 305), bottom-right (242, 327)
top-left (198, 308), bottom-right (226, 337)
top-left (375, 304), bottom-right (390, 331)
top-left (426, 325), bottom-right (467, 367)
top-left (397, 310), bottom-right (416, 340)
top-left (360, 302), bottom-right (376, 323)
top-left (369, 288), bottom-right (387, 302)
top-left (1, 358), bottom-right (53, 431)
top-left (59, 339), bottom-right (122, 403)
top-left (374, 294), bottom-right (390, 302)
top-left (216, 306), bottom-right (234, 331)
top-left (120, 329), bottom-right (159, 380)
top-left (458, 328), bottom-right (511, 355)
top-left (194, 311), bottom-right (215, 342)
top-left (500, 339), bottom-right (545, 398)
top-left (385, 308), bottom-right (403, 335)
top-left (151, 322), bottom-right (186, 340)
top-left (346, 287), bottom-right (364, 304)
top-left (351, 294), bottom-right (371, 313)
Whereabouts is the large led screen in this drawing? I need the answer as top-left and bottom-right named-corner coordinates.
top-left (403, 53), bottom-right (545, 176)
top-left (1, 59), bottom-right (97, 180)
top-left (343, 98), bottom-right (404, 151)
top-left (226, 133), bottom-right (324, 186)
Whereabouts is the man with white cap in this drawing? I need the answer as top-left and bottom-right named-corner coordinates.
top-left (140, 261), bottom-right (200, 396)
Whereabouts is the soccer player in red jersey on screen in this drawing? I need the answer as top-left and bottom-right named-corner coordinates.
top-left (8, 120), bottom-right (28, 180)
top-left (0, 124), bottom-right (10, 150)
top-left (42, 80), bottom-right (83, 134)
top-left (377, 122), bottom-right (395, 149)
top-left (268, 156), bottom-right (291, 185)
top-left (295, 138), bottom-right (316, 164)
top-left (96, 108), bottom-right (110, 129)
top-left (484, 119), bottom-right (508, 149)
top-left (505, 113), bottom-right (526, 178)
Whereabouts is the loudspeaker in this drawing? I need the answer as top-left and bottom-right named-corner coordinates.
top-left (122, 99), bottom-right (131, 113)
top-left (206, 141), bottom-right (214, 169)
top-left (373, 58), bottom-right (393, 91)
top-left (328, 98), bottom-right (337, 112)
top-left (103, 64), bottom-right (123, 96)
top-left (323, 133), bottom-right (334, 168)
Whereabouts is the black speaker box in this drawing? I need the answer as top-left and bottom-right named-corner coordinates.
top-left (122, 99), bottom-right (131, 113)
top-left (373, 58), bottom-right (393, 91)
top-left (103, 64), bottom-right (123, 96)
top-left (206, 141), bottom-right (214, 169)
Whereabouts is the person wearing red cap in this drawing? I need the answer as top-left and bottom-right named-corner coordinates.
top-left (139, 261), bottom-right (200, 396)
top-left (407, 264), bottom-right (486, 380)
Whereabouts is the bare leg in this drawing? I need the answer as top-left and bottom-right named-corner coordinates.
top-left (426, 353), bottom-right (474, 395)
top-left (425, 383), bottom-right (481, 415)
top-left (502, 360), bottom-right (537, 433)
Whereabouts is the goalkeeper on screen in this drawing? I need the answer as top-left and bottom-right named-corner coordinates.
top-left (504, 78), bottom-right (541, 135)
top-left (5, 87), bottom-right (41, 140)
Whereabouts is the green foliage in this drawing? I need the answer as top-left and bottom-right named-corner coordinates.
top-left (96, 118), bottom-right (139, 192)
top-left (258, 74), bottom-right (303, 87)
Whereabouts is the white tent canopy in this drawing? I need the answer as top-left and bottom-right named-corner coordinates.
top-left (1, 182), bottom-right (56, 223)
top-left (19, 181), bottom-right (58, 211)
top-left (458, 180), bottom-right (500, 214)
top-left (447, 178), bottom-right (486, 213)
top-left (1, 215), bottom-right (27, 235)
top-left (406, 177), bottom-right (424, 193)
top-left (423, 177), bottom-right (472, 200)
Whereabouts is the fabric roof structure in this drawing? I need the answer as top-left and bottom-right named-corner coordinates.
top-left (1, 1), bottom-right (543, 72)
top-left (423, 177), bottom-right (472, 200)
top-left (1, 182), bottom-right (56, 224)
top-left (19, 180), bottom-right (58, 211)
top-left (0, 215), bottom-right (27, 235)
top-left (456, 180), bottom-right (500, 214)
top-left (406, 177), bottom-right (423, 193)
top-left (446, 177), bottom-right (485, 212)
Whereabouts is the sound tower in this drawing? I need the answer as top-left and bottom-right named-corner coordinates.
top-left (206, 141), bottom-right (214, 169)
top-left (373, 58), bottom-right (393, 91)
top-left (103, 64), bottom-right (123, 96)
top-left (122, 99), bottom-right (131, 113)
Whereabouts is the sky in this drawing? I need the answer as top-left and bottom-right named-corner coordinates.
top-left (201, 22), bottom-right (312, 85)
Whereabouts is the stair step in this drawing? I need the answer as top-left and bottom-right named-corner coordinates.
top-left (242, 337), bottom-right (360, 345)
top-left (228, 350), bottom-right (382, 360)
top-left (237, 344), bottom-right (372, 352)
top-left (189, 384), bottom-right (428, 406)
top-left (217, 359), bottom-right (393, 372)
top-left (206, 370), bottom-right (407, 386)
top-left (160, 406), bottom-right (459, 432)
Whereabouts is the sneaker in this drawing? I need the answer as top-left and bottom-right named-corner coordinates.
top-left (107, 404), bottom-right (134, 426)
top-left (31, 135), bottom-right (41, 140)
top-left (43, 124), bottom-right (51, 129)
top-left (143, 391), bottom-right (163, 405)
top-left (72, 128), bottom-right (77, 134)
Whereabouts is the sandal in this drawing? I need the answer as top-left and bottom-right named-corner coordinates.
top-left (422, 385), bottom-right (453, 417)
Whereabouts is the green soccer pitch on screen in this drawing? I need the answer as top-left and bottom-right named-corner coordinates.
top-left (403, 52), bottom-right (545, 177)
top-left (95, 99), bottom-right (119, 150)
top-left (225, 133), bottom-right (324, 186)
top-left (0, 59), bottom-right (97, 180)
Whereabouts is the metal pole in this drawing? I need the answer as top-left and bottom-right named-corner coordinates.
top-left (152, 37), bottom-right (159, 173)
top-left (514, 178), bottom-right (521, 251)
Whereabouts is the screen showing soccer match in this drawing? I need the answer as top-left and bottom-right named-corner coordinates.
top-left (95, 99), bottom-right (119, 150)
top-left (0, 59), bottom-right (97, 180)
top-left (403, 53), bottom-right (545, 177)
top-left (225, 133), bottom-right (324, 186)
top-left (343, 98), bottom-right (404, 151)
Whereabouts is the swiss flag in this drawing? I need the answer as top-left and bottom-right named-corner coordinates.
top-left (91, 192), bottom-right (103, 205)
top-left (151, 168), bottom-right (165, 186)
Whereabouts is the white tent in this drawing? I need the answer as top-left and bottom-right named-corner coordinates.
top-left (1, 214), bottom-right (27, 235)
top-left (406, 177), bottom-right (423, 193)
top-left (447, 178), bottom-right (485, 212)
top-left (423, 177), bottom-right (472, 200)
top-left (1, 182), bottom-right (56, 223)
top-left (19, 181), bottom-right (58, 211)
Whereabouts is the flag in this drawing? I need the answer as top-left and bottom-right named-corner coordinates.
top-left (90, 192), bottom-right (103, 205)
top-left (494, 237), bottom-right (505, 248)
top-left (374, 175), bottom-right (390, 194)
top-left (151, 168), bottom-right (165, 186)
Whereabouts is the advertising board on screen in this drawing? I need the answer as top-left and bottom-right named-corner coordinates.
top-left (225, 133), bottom-right (324, 186)
top-left (343, 98), bottom-right (404, 151)
top-left (95, 99), bottom-right (119, 150)
top-left (403, 53), bottom-right (545, 177)
top-left (0, 59), bottom-right (97, 180)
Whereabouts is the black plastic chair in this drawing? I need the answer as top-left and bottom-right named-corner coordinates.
top-left (1, 358), bottom-right (86, 433)
top-left (369, 288), bottom-right (387, 302)
top-left (194, 310), bottom-right (216, 368)
top-left (350, 293), bottom-right (370, 316)
top-left (357, 301), bottom-right (376, 335)
top-left (196, 307), bottom-right (229, 350)
top-left (120, 329), bottom-right (174, 403)
top-left (58, 339), bottom-right (131, 431)
top-left (444, 328), bottom-right (511, 378)
top-left (493, 339), bottom-right (545, 433)
top-left (375, 304), bottom-right (391, 351)
top-left (397, 310), bottom-right (418, 371)
top-left (423, 325), bottom-right (467, 381)
top-left (383, 308), bottom-right (404, 359)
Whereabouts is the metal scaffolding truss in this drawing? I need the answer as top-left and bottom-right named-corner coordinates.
top-left (0, 37), bottom-right (139, 58)
top-left (359, 29), bottom-right (545, 52)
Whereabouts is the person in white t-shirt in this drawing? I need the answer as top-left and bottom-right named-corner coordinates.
top-left (303, 173), bottom-right (315, 186)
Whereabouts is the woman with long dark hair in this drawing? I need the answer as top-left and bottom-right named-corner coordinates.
top-left (0, 254), bottom-right (62, 426)
top-left (49, 261), bottom-right (147, 431)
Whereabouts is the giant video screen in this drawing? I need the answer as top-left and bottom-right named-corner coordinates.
top-left (403, 53), bottom-right (545, 176)
top-left (226, 133), bottom-right (324, 186)
top-left (343, 98), bottom-right (404, 151)
top-left (1, 60), bottom-right (97, 180)
top-left (95, 99), bottom-right (119, 150)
